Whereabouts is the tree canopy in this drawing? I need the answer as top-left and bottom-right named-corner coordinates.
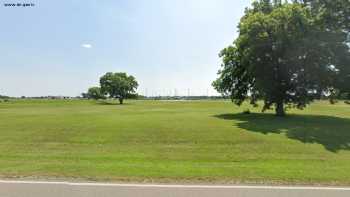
top-left (296, 0), bottom-right (350, 96)
top-left (100, 72), bottom-right (138, 104)
top-left (86, 87), bottom-right (105, 100)
top-left (213, 0), bottom-right (350, 116)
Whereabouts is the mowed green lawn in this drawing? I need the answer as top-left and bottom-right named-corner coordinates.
top-left (0, 99), bottom-right (350, 185)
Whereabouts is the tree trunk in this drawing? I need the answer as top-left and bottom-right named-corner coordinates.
top-left (118, 98), bottom-right (123, 104)
top-left (275, 102), bottom-right (285, 116)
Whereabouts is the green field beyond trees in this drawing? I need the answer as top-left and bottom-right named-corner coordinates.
top-left (1, 99), bottom-right (350, 185)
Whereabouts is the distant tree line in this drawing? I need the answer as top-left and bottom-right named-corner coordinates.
top-left (0, 95), bottom-right (10, 102)
top-left (0, 95), bottom-right (10, 99)
top-left (144, 96), bottom-right (226, 100)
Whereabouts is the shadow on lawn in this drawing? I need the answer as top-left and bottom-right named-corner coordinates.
top-left (96, 100), bottom-right (132, 105)
top-left (214, 113), bottom-right (350, 152)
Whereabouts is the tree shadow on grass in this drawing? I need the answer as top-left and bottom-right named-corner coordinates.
top-left (214, 113), bottom-right (350, 152)
top-left (95, 100), bottom-right (132, 105)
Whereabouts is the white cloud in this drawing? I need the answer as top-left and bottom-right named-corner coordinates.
top-left (81, 43), bottom-right (92, 49)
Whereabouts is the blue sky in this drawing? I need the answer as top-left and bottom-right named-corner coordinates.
top-left (0, 0), bottom-right (252, 97)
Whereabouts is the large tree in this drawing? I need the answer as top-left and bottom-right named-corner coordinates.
top-left (295, 0), bottom-right (350, 97)
top-left (100, 72), bottom-right (138, 104)
top-left (213, 1), bottom-right (350, 116)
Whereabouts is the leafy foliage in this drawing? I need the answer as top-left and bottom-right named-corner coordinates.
top-left (213, 0), bottom-right (350, 116)
top-left (87, 87), bottom-right (105, 100)
top-left (100, 72), bottom-right (138, 104)
top-left (293, 0), bottom-right (350, 32)
top-left (295, 0), bottom-right (350, 96)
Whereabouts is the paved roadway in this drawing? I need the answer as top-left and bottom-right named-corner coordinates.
top-left (1, 180), bottom-right (350, 197)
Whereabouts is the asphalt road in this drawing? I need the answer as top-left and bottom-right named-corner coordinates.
top-left (1, 180), bottom-right (350, 197)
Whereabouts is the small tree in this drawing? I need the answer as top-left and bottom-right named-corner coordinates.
top-left (87, 87), bottom-right (105, 100)
top-left (100, 72), bottom-right (138, 104)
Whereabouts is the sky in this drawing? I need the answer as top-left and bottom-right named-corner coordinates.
top-left (0, 0), bottom-right (252, 97)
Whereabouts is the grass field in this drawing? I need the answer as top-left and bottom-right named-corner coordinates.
top-left (0, 99), bottom-right (350, 185)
